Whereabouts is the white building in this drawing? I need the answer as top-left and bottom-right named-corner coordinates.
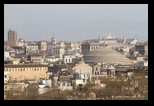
top-left (130, 39), bottom-right (138, 45)
top-left (63, 55), bottom-right (75, 64)
top-left (137, 56), bottom-right (146, 62)
top-left (143, 58), bottom-right (148, 67)
top-left (45, 55), bottom-right (60, 63)
top-left (26, 44), bottom-right (39, 53)
top-left (4, 50), bottom-right (11, 59)
top-left (72, 73), bottom-right (91, 87)
top-left (52, 47), bottom-right (65, 59)
top-left (40, 79), bottom-right (52, 87)
top-left (58, 81), bottom-right (73, 91)
top-left (18, 38), bottom-right (25, 47)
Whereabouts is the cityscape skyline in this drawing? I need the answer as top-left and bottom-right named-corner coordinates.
top-left (4, 4), bottom-right (148, 42)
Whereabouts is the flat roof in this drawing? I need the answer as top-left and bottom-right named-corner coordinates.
top-left (4, 64), bottom-right (48, 68)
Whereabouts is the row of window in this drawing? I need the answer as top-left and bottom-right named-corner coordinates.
top-left (82, 46), bottom-right (99, 50)
top-left (65, 58), bottom-right (71, 63)
top-left (28, 46), bottom-right (38, 49)
top-left (10, 74), bottom-right (45, 80)
top-left (53, 50), bottom-right (59, 55)
top-left (4, 67), bottom-right (47, 72)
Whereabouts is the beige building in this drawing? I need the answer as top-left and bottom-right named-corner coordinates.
top-left (59, 42), bottom-right (65, 48)
top-left (27, 54), bottom-right (42, 63)
top-left (38, 41), bottom-right (47, 53)
top-left (18, 38), bottom-right (25, 47)
top-left (72, 58), bottom-right (92, 74)
top-left (12, 59), bottom-right (20, 65)
top-left (4, 64), bottom-right (48, 81)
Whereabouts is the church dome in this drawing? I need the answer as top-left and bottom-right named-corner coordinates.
top-left (83, 48), bottom-right (132, 65)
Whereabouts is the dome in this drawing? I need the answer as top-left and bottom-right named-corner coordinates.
top-left (83, 48), bottom-right (132, 65)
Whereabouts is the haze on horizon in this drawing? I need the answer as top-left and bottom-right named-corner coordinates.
top-left (4, 4), bottom-right (148, 42)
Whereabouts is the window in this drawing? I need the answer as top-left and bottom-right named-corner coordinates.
top-left (9, 76), bottom-right (12, 80)
top-left (5, 86), bottom-right (7, 89)
top-left (97, 72), bottom-right (99, 75)
top-left (5, 75), bottom-right (7, 78)
top-left (83, 79), bottom-right (85, 82)
top-left (41, 74), bottom-right (45, 78)
top-left (96, 68), bottom-right (98, 71)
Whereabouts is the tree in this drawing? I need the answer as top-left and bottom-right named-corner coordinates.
top-left (26, 83), bottom-right (39, 100)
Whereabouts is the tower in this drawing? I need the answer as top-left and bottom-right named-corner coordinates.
top-left (51, 35), bottom-right (56, 45)
top-left (8, 29), bottom-right (17, 42)
top-left (7, 29), bottom-right (18, 47)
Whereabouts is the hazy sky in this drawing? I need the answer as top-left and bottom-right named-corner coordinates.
top-left (4, 4), bottom-right (148, 42)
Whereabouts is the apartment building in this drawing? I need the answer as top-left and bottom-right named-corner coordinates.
top-left (4, 64), bottom-right (48, 81)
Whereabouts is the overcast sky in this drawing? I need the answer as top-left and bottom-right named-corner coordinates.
top-left (4, 4), bottom-right (148, 42)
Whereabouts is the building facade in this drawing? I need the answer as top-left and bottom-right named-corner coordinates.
top-left (92, 64), bottom-right (101, 75)
top-left (72, 58), bottom-right (92, 75)
top-left (52, 47), bottom-right (65, 59)
top-left (4, 64), bottom-right (48, 81)
top-left (45, 55), bottom-right (60, 63)
top-left (27, 54), bottom-right (42, 63)
top-left (63, 55), bottom-right (74, 64)
top-left (81, 42), bottom-right (100, 54)
top-left (135, 43), bottom-right (148, 56)
top-left (38, 41), bottom-right (47, 53)
top-left (26, 44), bottom-right (39, 53)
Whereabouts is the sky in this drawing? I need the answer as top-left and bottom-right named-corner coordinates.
top-left (4, 4), bottom-right (148, 42)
